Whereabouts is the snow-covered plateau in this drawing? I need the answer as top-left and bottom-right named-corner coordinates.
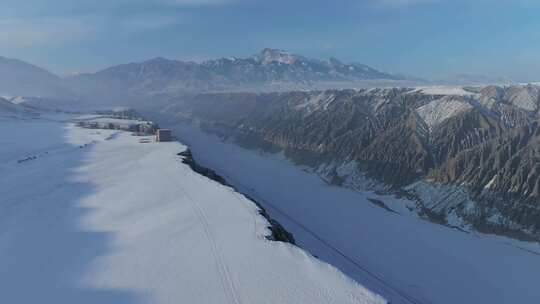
top-left (0, 111), bottom-right (384, 304)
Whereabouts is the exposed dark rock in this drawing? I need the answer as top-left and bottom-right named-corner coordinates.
top-left (177, 149), bottom-right (295, 244)
top-left (367, 198), bottom-right (399, 214)
top-left (178, 149), bottom-right (228, 185)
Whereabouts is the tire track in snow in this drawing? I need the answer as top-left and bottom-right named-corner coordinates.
top-left (257, 197), bottom-right (426, 304)
top-left (191, 199), bottom-right (243, 304)
top-left (174, 176), bottom-right (243, 304)
top-left (211, 171), bottom-right (427, 304)
top-left (172, 153), bottom-right (422, 303)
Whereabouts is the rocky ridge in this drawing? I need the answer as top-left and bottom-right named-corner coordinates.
top-left (163, 84), bottom-right (540, 241)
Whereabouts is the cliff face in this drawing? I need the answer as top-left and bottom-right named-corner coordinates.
top-left (165, 85), bottom-right (540, 241)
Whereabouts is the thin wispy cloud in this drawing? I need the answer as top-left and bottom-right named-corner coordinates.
top-left (119, 14), bottom-right (184, 32)
top-left (372, 0), bottom-right (437, 8)
top-left (0, 18), bottom-right (94, 49)
top-left (170, 0), bottom-right (237, 5)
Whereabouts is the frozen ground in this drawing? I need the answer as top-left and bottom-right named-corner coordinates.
top-left (163, 120), bottom-right (540, 304)
top-left (0, 114), bottom-right (384, 304)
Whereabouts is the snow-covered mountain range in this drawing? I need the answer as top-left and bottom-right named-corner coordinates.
top-left (65, 48), bottom-right (412, 102)
top-left (0, 56), bottom-right (73, 98)
top-left (0, 49), bottom-right (412, 103)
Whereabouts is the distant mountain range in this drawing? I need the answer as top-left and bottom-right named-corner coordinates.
top-left (0, 56), bottom-right (72, 98)
top-left (0, 49), bottom-right (412, 102)
top-left (67, 48), bottom-right (414, 102)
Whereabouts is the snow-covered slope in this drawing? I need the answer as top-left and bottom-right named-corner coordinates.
top-left (505, 84), bottom-right (540, 111)
top-left (0, 115), bottom-right (384, 304)
top-left (416, 96), bottom-right (473, 130)
top-left (0, 97), bottom-right (19, 114)
top-left (0, 56), bottom-right (70, 98)
top-left (8, 96), bottom-right (77, 111)
top-left (164, 121), bottom-right (540, 304)
top-left (0, 97), bottom-right (38, 120)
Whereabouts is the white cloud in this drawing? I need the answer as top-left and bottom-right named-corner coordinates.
top-left (0, 18), bottom-right (94, 49)
top-left (0, 0), bottom-right (238, 49)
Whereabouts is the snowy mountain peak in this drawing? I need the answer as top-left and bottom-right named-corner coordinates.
top-left (146, 57), bottom-right (172, 63)
top-left (256, 48), bottom-right (299, 65)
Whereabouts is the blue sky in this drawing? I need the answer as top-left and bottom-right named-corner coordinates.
top-left (1, 0), bottom-right (540, 81)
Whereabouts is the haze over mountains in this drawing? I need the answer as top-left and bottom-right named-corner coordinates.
top-left (1, 49), bottom-right (517, 104)
top-left (0, 49), bottom-right (413, 103)
top-left (0, 56), bottom-right (73, 98)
